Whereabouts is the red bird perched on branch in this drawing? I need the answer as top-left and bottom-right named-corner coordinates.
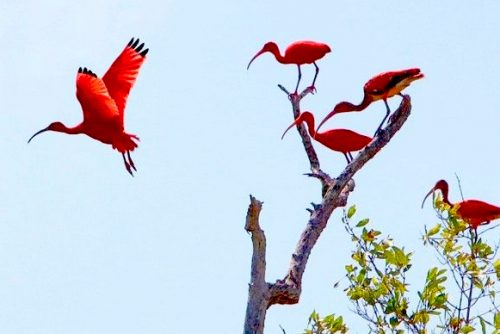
top-left (421, 179), bottom-right (500, 230)
top-left (317, 68), bottom-right (423, 134)
top-left (28, 37), bottom-right (148, 176)
top-left (281, 111), bottom-right (372, 163)
top-left (247, 41), bottom-right (331, 95)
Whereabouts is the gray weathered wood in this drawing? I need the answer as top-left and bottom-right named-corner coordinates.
top-left (243, 85), bottom-right (413, 333)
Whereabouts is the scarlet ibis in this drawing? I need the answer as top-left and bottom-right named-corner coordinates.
top-left (421, 179), bottom-right (500, 230)
top-left (281, 111), bottom-right (372, 163)
top-left (247, 41), bottom-right (331, 94)
top-left (317, 68), bottom-right (423, 134)
top-left (28, 37), bottom-right (148, 176)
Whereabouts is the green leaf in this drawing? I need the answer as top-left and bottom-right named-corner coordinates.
top-left (495, 312), bottom-right (500, 329)
top-left (460, 325), bottom-right (475, 333)
top-left (347, 205), bottom-right (356, 218)
top-left (480, 316), bottom-right (486, 334)
top-left (356, 218), bottom-right (370, 227)
top-left (345, 265), bottom-right (355, 273)
top-left (426, 224), bottom-right (441, 237)
top-left (493, 259), bottom-right (500, 280)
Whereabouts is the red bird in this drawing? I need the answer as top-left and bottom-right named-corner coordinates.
top-left (247, 41), bottom-right (331, 94)
top-left (421, 179), bottom-right (500, 230)
top-left (317, 68), bottom-right (423, 134)
top-left (28, 38), bottom-right (148, 176)
top-left (281, 111), bottom-right (372, 163)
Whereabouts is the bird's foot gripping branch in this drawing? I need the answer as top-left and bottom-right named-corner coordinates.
top-left (243, 80), bottom-right (413, 333)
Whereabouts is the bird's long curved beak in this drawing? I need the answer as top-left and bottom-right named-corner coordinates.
top-left (28, 127), bottom-right (49, 143)
top-left (421, 188), bottom-right (435, 209)
top-left (281, 118), bottom-right (301, 140)
top-left (316, 110), bottom-right (336, 132)
top-left (247, 49), bottom-right (265, 70)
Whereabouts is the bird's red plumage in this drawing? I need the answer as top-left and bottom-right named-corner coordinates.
top-left (456, 200), bottom-right (500, 229)
top-left (282, 111), bottom-right (371, 160)
top-left (317, 68), bottom-right (423, 132)
top-left (76, 72), bottom-right (119, 124)
top-left (363, 68), bottom-right (423, 99)
top-left (247, 40), bottom-right (331, 94)
top-left (282, 41), bottom-right (331, 65)
top-left (29, 38), bottom-right (148, 176)
top-left (102, 42), bottom-right (147, 119)
top-left (423, 179), bottom-right (500, 229)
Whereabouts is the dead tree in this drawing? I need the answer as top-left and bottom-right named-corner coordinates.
top-left (243, 85), bottom-right (413, 334)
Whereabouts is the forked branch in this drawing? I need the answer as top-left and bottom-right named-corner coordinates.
top-left (243, 84), bottom-right (413, 334)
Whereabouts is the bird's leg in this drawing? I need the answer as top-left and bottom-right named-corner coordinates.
top-left (122, 153), bottom-right (134, 176)
top-left (344, 153), bottom-right (351, 164)
top-left (307, 62), bottom-right (319, 94)
top-left (127, 151), bottom-right (137, 172)
top-left (348, 152), bottom-right (354, 161)
top-left (471, 227), bottom-right (478, 246)
top-left (293, 65), bottom-right (302, 96)
top-left (374, 99), bottom-right (391, 136)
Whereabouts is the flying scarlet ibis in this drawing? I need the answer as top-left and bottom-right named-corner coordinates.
top-left (421, 179), bottom-right (500, 230)
top-left (281, 111), bottom-right (372, 163)
top-left (28, 37), bottom-right (148, 176)
top-left (247, 41), bottom-right (331, 94)
top-left (317, 68), bottom-right (423, 134)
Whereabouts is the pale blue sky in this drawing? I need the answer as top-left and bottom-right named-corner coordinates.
top-left (1, 1), bottom-right (499, 333)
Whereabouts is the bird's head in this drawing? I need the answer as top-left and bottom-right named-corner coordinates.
top-left (247, 41), bottom-right (278, 70)
top-left (421, 179), bottom-right (449, 208)
top-left (28, 122), bottom-right (65, 143)
top-left (281, 111), bottom-right (314, 140)
top-left (332, 102), bottom-right (356, 114)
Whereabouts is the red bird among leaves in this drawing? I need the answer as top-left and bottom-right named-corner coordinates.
top-left (247, 41), bottom-right (331, 94)
top-left (281, 111), bottom-right (372, 163)
top-left (422, 179), bottom-right (500, 230)
top-left (28, 37), bottom-right (148, 176)
top-left (317, 68), bottom-right (423, 134)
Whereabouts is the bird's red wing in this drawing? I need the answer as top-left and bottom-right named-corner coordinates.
top-left (102, 38), bottom-right (148, 119)
top-left (76, 68), bottom-right (119, 122)
top-left (459, 200), bottom-right (500, 221)
top-left (365, 68), bottom-right (421, 95)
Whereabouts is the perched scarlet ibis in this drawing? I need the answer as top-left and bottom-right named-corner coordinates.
top-left (317, 68), bottom-right (423, 134)
top-left (247, 41), bottom-right (331, 94)
top-left (28, 38), bottom-right (148, 176)
top-left (421, 179), bottom-right (500, 230)
top-left (281, 111), bottom-right (372, 163)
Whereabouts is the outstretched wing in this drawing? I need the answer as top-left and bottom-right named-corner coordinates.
top-left (102, 38), bottom-right (148, 119)
top-left (76, 67), bottom-right (119, 122)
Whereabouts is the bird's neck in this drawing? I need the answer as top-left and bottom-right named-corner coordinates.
top-left (57, 123), bottom-right (85, 135)
top-left (301, 114), bottom-right (317, 138)
top-left (440, 187), bottom-right (452, 206)
top-left (269, 45), bottom-right (286, 64)
top-left (335, 94), bottom-right (373, 114)
top-left (353, 94), bottom-right (373, 111)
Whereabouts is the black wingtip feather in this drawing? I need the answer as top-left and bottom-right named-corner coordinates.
top-left (127, 37), bottom-right (149, 56)
top-left (78, 67), bottom-right (97, 77)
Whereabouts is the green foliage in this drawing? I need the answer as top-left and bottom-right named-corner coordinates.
top-left (303, 310), bottom-right (348, 334)
top-left (304, 203), bottom-right (499, 333)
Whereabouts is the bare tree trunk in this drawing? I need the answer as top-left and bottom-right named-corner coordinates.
top-left (243, 85), bottom-right (413, 334)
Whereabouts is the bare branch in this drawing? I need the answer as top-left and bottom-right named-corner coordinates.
top-left (243, 83), bottom-right (413, 332)
top-left (268, 96), bottom-right (412, 306)
top-left (244, 195), bottom-right (270, 334)
top-left (279, 85), bottom-right (320, 171)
